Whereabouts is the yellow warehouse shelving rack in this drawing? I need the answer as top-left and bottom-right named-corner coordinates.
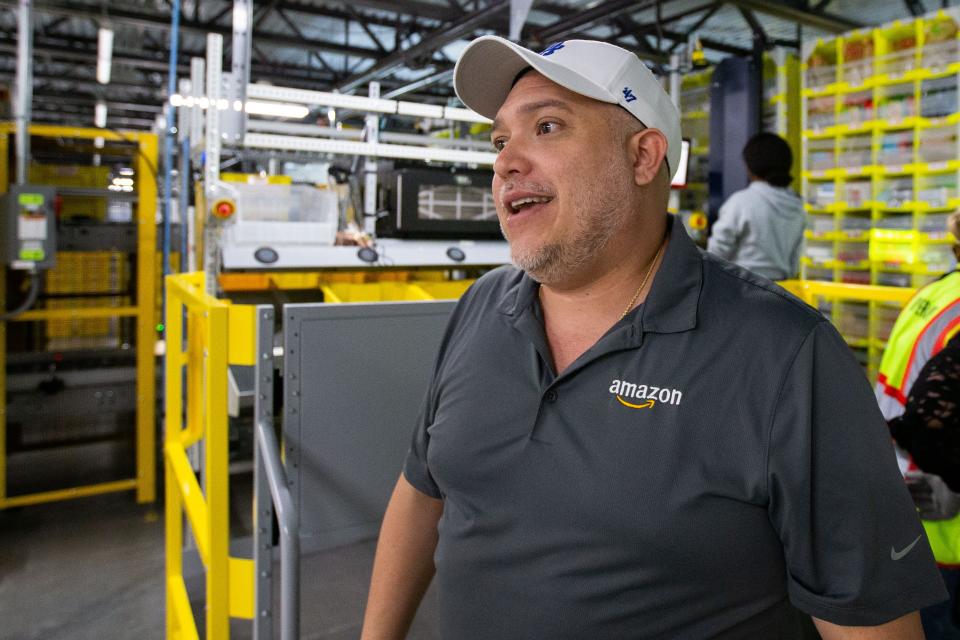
top-left (800, 7), bottom-right (960, 377)
top-left (0, 124), bottom-right (159, 508)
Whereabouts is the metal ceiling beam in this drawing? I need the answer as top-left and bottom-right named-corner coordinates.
top-left (272, 0), bottom-right (443, 31)
top-left (30, 91), bottom-right (164, 113)
top-left (737, 7), bottom-right (768, 48)
top-left (381, 67), bottom-right (455, 99)
top-left (534, 0), bottom-right (655, 42)
top-left (30, 108), bottom-right (156, 128)
top-left (337, 0), bottom-right (460, 21)
top-left (346, 6), bottom-right (389, 54)
top-left (335, 0), bottom-right (511, 93)
top-left (0, 0), bottom-right (385, 59)
top-left (0, 33), bottom-right (338, 87)
top-left (722, 0), bottom-right (860, 33)
top-left (669, 3), bottom-right (721, 53)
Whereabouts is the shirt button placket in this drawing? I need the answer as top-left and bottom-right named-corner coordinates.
top-left (545, 389), bottom-right (558, 403)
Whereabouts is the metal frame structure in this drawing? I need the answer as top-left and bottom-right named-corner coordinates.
top-left (0, 123), bottom-right (159, 509)
top-left (164, 271), bottom-right (257, 640)
top-left (0, 0), bottom-right (867, 131)
top-left (196, 31), bottom-right (509, 272)
top-left (253, 304), bottom-right (297, 640)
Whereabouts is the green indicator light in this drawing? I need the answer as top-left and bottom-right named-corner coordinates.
top-left (19, 248), bottom-right (44, 260)
top-left (18, 193), bottom-right (44, 206)
top-left (156, 323), bottom-right (165, 332)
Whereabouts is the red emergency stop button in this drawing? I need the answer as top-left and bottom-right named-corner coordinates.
top-left (212, 198), bottom-right (236, 219)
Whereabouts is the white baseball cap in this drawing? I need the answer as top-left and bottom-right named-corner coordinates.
top-left (454, 36), bottom-right (682, 181)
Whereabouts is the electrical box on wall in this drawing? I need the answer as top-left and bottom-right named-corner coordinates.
top-left (2, 185), bottom-right (57, 270)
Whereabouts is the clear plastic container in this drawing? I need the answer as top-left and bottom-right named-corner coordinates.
top-left (919, 212), bottom-right (954, 235)
top-left (808, 215), bottom-right (836, 235)
top-left (803, 267), bottom-right (834, 284)
top-left (840, 269), bottom-right (871, 284)
top-left (920, 75), bottom-right (958, 118)
top-left (806, 181), bottom-right (836, 208)
top-left (873, 303), bottom-right (903, 341)
top-left (921, 16), bottom-right (959, 70)
top-left (877, 83), bottom-right (917, 120)
top-left (917, 173), bottom-right (958, 209)
top-left (918, 125), bottom-right (958, 163)
top-left (807, 180), bottom-right (837, 209)
top-left (839, 214), bottom-right (872, 233)
top-left (875, 212), bottom-right (914, 230)
top-left (838, 134), bottom-right (872, 168)
top-left (837, 241), bottom-right (870, 264)
top-left (803, 239), bottom-right (835, 263)
top-left (877, 27), bottom-right (917, 76)
top-left (878, 130), bottom-right (914, 166)
top-left (838, 89), bottom-right (874, 125)
top-left (917, 243), bottom-right (957, 270)
top-left (842, 180), bottom-right (872, 207)
top-left (876, 177), bottom-right (914, 207)
top-left (225, 182), bottom-right (339, 246)
top-left (875, 271), bottom-right (913, 287)
top-left (840, 36), bottom-right (874, 85)
top-left (806, 95), bottom-right (836, 130)
top-left (807, 137), bottom-right (837, 171)
top-left (836, 301), bottom-right (870, 339)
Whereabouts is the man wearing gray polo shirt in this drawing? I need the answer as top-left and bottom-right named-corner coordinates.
top-left (361, 36), bottom-right (946, 640)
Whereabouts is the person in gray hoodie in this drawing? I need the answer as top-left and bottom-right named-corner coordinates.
top-left (707, 133), bottom-right (805, 281)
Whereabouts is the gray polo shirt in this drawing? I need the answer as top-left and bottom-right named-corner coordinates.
top-left (404, 216), bottom-right (945, 639)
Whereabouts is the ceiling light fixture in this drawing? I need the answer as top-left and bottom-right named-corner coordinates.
top-left (97, 27), bottom-right (113, 84)
top-left (244, 101), bottom-right (310, 119)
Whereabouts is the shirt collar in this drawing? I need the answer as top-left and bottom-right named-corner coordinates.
top-left (497, 215), bottom-right (702, 335)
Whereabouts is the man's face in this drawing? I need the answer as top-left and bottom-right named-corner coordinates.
top-left (490, 72), bottom-right (638, 284)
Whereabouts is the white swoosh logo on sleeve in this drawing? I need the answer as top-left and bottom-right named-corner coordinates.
top-left (890, 535), bottom-right (923, 561)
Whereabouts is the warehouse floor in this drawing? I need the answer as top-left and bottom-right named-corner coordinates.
top-left (0, 473), bottom-right (439, 640)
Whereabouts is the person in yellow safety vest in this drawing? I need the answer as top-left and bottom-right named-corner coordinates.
top-left (876, 210), bottom-right (960, 639)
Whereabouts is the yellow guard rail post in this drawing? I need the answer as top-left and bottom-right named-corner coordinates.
top-left (165, 272), bottom-right (255, 640)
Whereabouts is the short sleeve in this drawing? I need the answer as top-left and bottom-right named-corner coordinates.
top-left (402, 386), bottom-right (442, 499)
top-left (400, 278), bottom-right (486, 500)
top-left (767, 321), bottom-right (946, 625)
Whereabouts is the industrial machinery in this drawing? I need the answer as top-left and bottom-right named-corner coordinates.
top-left (1, 125), bottom-right (160, 510)
top-left (376, 167), bottom-right (501, 240)
top-left (210, 179), bottom-right (339, 268)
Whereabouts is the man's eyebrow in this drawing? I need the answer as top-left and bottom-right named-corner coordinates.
top-left (491, 99), bottom-right (574, 133)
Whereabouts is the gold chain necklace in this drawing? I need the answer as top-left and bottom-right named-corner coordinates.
top-left (619, 241), bottom-right (665, 320)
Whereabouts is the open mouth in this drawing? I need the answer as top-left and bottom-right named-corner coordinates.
top-left (507, 195), bottom-right (553, 214)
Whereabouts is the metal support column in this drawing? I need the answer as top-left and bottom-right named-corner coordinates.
top-left (14, 0), bottom-right (32, 186)
top-left (254, 304), bottom-right (300, 640)
top-left (136, 132), bottom-right (159, 503)
top-left (204, 34), bottom-right (223, 297)
top-left (363, 81), bottom-right (380, 236)
top-left (253, 306), bottom-right (274, 640)
top-left (223, 0), bottom-right (252, 144)
top-left (669, 53), bottom-right (681, 108)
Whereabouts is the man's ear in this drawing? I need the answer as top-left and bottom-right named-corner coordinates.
top-left (630, 129), bottom-right (668, 187)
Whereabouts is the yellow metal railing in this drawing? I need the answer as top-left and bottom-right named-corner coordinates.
top-left (779, 279), bottom-right (916, 306)
top-left (165, 272), bottom-right (255, 640)
top-left (779, 279), bottom-right (917, 379)
top-left (0, 124), bottom-right (159, 509)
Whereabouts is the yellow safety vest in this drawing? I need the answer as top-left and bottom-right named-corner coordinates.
top-left (876, 270), bottom-right (960, 564)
